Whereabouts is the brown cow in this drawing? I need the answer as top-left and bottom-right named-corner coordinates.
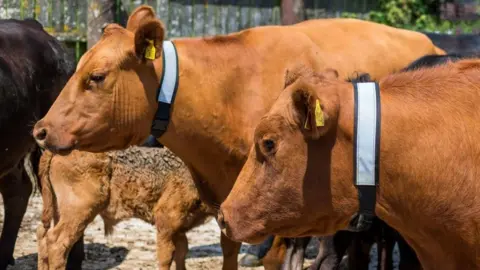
top-left (32, 5), bottom-right (445, 268)
top-left (36, 146), bottom-right (217, 270)
top-left (218, 60), bottom-right (480, 269)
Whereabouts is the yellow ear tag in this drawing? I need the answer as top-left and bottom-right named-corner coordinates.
top-left (145, 39), bottom-right (156, 60)
top-left (314, 99), bottom-right (325, 127)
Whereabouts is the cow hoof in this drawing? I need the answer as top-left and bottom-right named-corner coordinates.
top-left (0, 256), bottom-right (15, 268)
top-left (8, 256), bottom-right (15, 265)
top-left (239, 253), bottom-right (263, 267)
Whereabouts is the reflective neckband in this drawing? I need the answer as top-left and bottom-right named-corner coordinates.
top-left (151, 40), bottom-right (179, 138)
top-left (348, 82), bottom-right (381, 232)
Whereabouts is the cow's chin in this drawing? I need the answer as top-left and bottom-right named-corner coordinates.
top-left (44, 141), bottom-right (76, 156)
top-left (222, 227), bottom-right (270, 244)
top-left (39, 132), bottom-right (78, 156)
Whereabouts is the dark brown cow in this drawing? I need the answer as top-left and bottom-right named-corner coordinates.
top-left (0, 18), bottom-right (75, 269)
top-left (219, 60), bottom-right (480, 269)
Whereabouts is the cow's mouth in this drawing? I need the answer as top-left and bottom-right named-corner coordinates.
top-left (43, 140), bottom-right (76, 156)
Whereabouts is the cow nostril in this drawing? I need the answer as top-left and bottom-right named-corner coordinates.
top-left (217, 210), bottom-right (227, 230)
top-left (35, 128), bottom-right (47, 141)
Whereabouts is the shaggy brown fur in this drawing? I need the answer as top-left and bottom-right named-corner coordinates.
top-left (36, 146), bottom-right (216, 270)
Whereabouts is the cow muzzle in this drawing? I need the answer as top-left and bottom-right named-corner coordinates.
top-left (33, 120), bottom-right (77, 155)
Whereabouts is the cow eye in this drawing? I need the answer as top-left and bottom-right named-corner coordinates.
top-left (90, 74), bottom-right (105, 83)
top-left (263, 139), bottom-right (276, 153)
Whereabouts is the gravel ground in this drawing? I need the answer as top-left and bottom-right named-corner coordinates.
top-left (0, 193), bottom-right (323, 270)
top-left (1, 193), bottom-right (397, 270)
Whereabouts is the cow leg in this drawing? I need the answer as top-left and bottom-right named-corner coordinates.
top-left (309, 232), bottom-right (353, 270)
top-left (376, 233), bottom-right (385, 270)
top-left (220, 232), bottom-right (241, 270)
top-left (45, 198), bottom-right (98, 270)
top-left (378, 223), bottom-right (395, 270)
top-left (262, 236), bottom-right (288, 270)
top-left (173, 233), bottom-right (188, 270)
top-left (282, 237), bottom-right (311, 270)
top-left (0, 165), bottom-right (32, 269)
top-left (66, 235), bottom-right (85, 270)
top-left (155, 229), bottom-right (176, 270)
top-left (239, 235), bottom-right (275, 267)
top-left (396, 232), bottom-right (420, 270)
top-left (348, 229), bottom-right (375, 270)
top-left (37, 223), bottom-right (49, 270)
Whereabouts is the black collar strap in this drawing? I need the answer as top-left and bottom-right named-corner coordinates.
top-left (151, 40), bottom-right (179, 138)
top-left (348, 81), bottom-right (381, 232)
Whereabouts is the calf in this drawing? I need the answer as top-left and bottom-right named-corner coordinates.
top-left (0, 18), bottom-right (74, 268)
top-left (220, 59), bottom-right (480, 269)
top-left (37, 146), bottom-right (220, 270)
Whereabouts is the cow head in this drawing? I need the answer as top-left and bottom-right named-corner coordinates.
top-left (33, 5), bottom-right (164, 154)
top-left (218, 66), bottom-right (358, 243)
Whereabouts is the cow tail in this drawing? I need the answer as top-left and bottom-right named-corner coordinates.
top-left (38, 150), bottom-right (57, 231)
top-left (23, 145), bottom-right (43, 197)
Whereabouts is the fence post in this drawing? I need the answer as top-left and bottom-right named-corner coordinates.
top-left (281, 0), bottom-right (305, 25)
top-left (87, 0), bottom-right (117, 49)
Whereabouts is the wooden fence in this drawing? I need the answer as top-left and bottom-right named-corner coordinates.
top-left (0, 0), bottom-right (377, 61)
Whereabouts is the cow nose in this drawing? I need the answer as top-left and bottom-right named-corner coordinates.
top-left (35, 128), bottom-right (47, 141)
top-left (33, 125), bottom-right (48, 147)
top-left (217, 209), bottom-right (227, 231)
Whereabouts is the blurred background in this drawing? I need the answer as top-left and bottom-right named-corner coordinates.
top-left (0, 0), bottom-right (478, 62)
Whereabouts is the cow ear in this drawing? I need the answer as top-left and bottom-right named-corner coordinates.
top-left (134, 19), bottom-right (165, 61)
top-left (291, 81), bottom-right (332, 140)
top-left (127, 5), bottom-right (156, 32)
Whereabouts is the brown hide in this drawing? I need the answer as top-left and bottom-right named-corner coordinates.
top-left (33, 5), bottom-right (444, 208)
top-left (37, 147), bottom-right (236, 270)
top-left (219, 60), bottom-right (480, 270)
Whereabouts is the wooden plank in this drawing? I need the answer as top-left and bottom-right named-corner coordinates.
top-left (22, 0), bottom-right (36, 19)
top-left (144, 0), bottom-right (156, 8)
top-left (52, 0), bottom-right (63, 32)
top-left (168, 0), bottom-right (183, 38)
top-left (237, 0), bottom-right (250, 30)
top-left (204, 2), bottom-right (216, 36)
top-left (226, 0), bottom-right (239, 33)
top-left (259, 0), bottom-right (274, 26)
top-left (7, 0), bottom-right (21, 19)
top-left (77, 0), bottom-right (88, 37)
top-left (192, 0), bottom-right (205, 36)
top-left (64, 0), bottom-right (77, 32)
top-left (181, 0), bottom-right (194, 37)
top-left (156, 0), bottom-right (169, 23)
top-left (251, 0), bottom-right (262, 27)
top-left (270, 0), bottom-right (281, 25)
top-left (35, 0), bottom-right (49, 27)
top-left (219, 2), bottom-right (229, 34)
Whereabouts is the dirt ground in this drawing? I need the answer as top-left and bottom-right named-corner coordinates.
top-left (1, 193), bottom-right (395, 270)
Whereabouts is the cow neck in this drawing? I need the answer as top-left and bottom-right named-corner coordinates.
top-left (151, 38), bottom-right (256, 204)
top-left (347, 82), bottom-right (381, 232)
top-left (150, 40), bottom-right (179, 138)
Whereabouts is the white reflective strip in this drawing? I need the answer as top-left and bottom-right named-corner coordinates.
top-left (356, 82), bottom-right (378, 186)
top-left (158, 41), bottom-right (177, 104)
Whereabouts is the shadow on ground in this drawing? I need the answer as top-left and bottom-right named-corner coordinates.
top-left (9, 243), bottom-right (129, 270)
top-left (186, 239), bottom-right (320, 260)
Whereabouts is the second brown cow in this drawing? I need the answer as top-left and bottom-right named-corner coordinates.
top-left (219, 60), bottom-right (480, 270)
